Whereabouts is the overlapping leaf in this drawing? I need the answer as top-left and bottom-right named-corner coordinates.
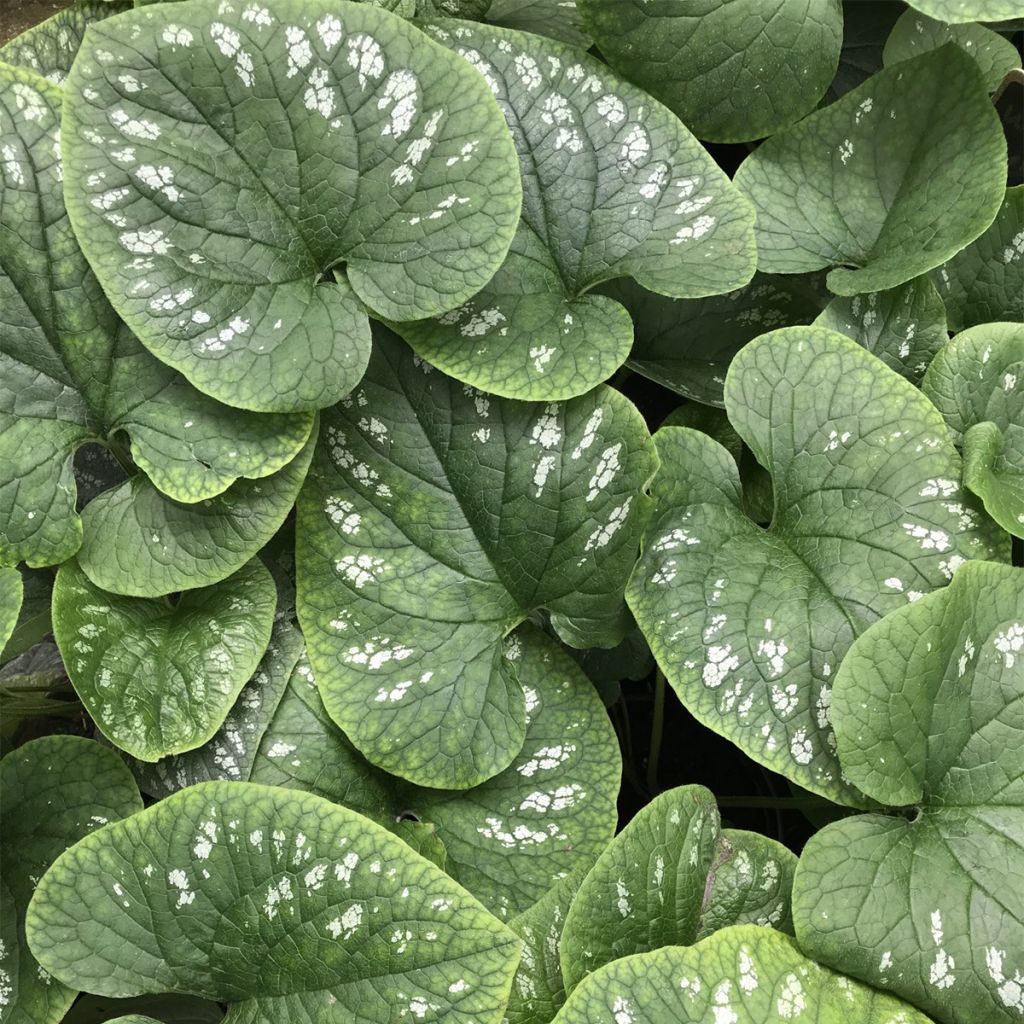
top-left (52, 558), bottom-right (276, 760)
top-left (419, 0), bottom-right (590, 45)
top-left (62, 0), bottom-right (522, 413)
top-left (794, 560), bottom-right (1024, 1024)
top-left (26, 781), bottom-right (521, 1024)
top-left (396, 20), bottom-right (756, 400)
top-left (0, 567), bottom-right (21, 653)
top-left (905, 0), bottom-right (1023, 22)
top-left (296, 329), bottom-right (656, 788)
top-left (627, 327), bottom-right (1005, 805)
top-left (735, 46), bottom-right (1007, 295)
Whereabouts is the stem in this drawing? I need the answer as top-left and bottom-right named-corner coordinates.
top-left (646, 668), bottom-right (666, 794)
top-left (992, 67), bottom-right (1024, 104)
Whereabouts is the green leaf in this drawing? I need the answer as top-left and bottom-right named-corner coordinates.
top-left (76, 427), bottom-right (316, 597)
top-left (627, 327), bottom-right (1006, 805)
top-left (296, 329), bottom-right (656, 788)
top-left (482, 0), bottom-right (591, 46)
top-left (576, 0), bottom-right (843, 143)
top-left (26, 781), bottom-right (520, 1024)
top-left (794, 560), bottom-right (1024, 1024)
top-left (560, 785), bottom-right (795, 993)
top-left (61, 0), bottom-right (522, 413)
top-left (923, 323), bottom-right (1024, 537)
top-left (932, 186), bottom-right (1024, 331)
top-left (1, 735), bottom-right (143, 1024)
top-left (607, 273), bottom-right (826, 407)
top-left (52, 558), bottom-right (276, 760)
top-left (250, 626), bottom-right (622, 918)
top-left (883, 10), bottom-right (1021, 91)
top-left (734, 46), bottom-right (1007, 296)
top-left (396, 21), bottom-right (756, 401)
top-left (551, 925), bottom-right (932, 1024)
top-left (905, 0), bottom-right (1024, 24)
top-left (0, 567), bottom-right (21, 654)
top-left (0, 1), bottom-right (130, 84)
top-left (812, 275), bottom-right (948, 385)
top-left (0, 63), bottom-right (313, 570)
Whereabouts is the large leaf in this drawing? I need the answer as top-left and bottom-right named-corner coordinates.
top-left (75, 427), bottom-right (316, 597)
top-left (734, 46), bottom-right (1006, 296)
top-left (607, 274), bottom-right (827, 407)
top-left (551, 925), bottom-right (931, 1024)
top-left (576, 0), bottom-right (843, 143)
top-left (560, 785), bottom-right (796, 993)
top-left (813, 275), bottom-right (948, 385)
top-left (932, 186), bottom-right (1024, 331)
top-left (923, 323), bottom-right (1024, 538)
top-left (627, 327), bottom-right (1005, 805)
top-left (296, 329), bottom-right (656, 788)
top-left (0, 62), bottom-right (313, 570)
top-left (250, 626), bottom-right (621, 918)
top-left (61, 0), bottom-right (522, 413)
top-left (905, 0), bottom-right (1024, 23)
top-left (794, 559), bottom-right (1024, 1024)
top-left (1, 736), bottom-right (143, 1024)
top-left (52, 558), bottom-right (276, 760)
top-left (26, 781), bottom-right (520, 1024)
top-left (396, 21), bottom-right (756, 401)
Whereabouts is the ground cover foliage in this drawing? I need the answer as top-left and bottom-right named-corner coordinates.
top-left (1, 1), bottom-right (1022, 1022)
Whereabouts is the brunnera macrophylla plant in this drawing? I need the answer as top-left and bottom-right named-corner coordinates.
top-left (0, 0), bottom-right (1020, 1023)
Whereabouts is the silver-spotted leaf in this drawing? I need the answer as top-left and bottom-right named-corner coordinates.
top-left (62, 0), bottom-right (522, 413)
top-left (560, 785), bottom-right (796, 993)
top-left (296, 329), bottom-right (656, 788)
top-left (52, 558), bottom-right (276, 760)
top-left (26, 781), bottom-right (520, 1024)
top-left (735, 45), bottom-right (1007, 296)
top-left (576, 0), bottom-right (843, 143)
top-left (552, 925), bottom-right (932, 1024)
top-left (250, 626), bottom-right (621, 918)
top-left (626, 327), bottom-right (1006, 805)
top-left (1, 736), bottom-right (143, 1024)
top-left (795, 559), bottom-right (1024, 1024)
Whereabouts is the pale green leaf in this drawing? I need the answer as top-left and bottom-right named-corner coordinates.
top-left (795, 560), bottom-right (1024, 1024)
top-left (735, 46), bottom-right (1007, 295)
top-left (62, 0), bottom-right (522, 413)
top-left (295, 329), bottom-right (656, 788)
top-left (26, 781), bottom-right (520, 1024)
top-left (0, 567), bottom-right (21, 654)
top-left (627, 327), bottom-right (1006, 805)
top-left (905, 0), bottom-right (1024, 24)
top-left (1, 735), bottom-right (142, 1024)
top-left (52, 558), bottom-right (276, 760)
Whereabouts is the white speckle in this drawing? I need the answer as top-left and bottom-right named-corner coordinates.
top-left (167, 869), bottom-right (195, 907)
top-left (790, 729), bottom-right (813, 765)
top-left (615, 879), bottom-right (631, 917)
top-left (119, 228), bottom-right (171, 255)
top-left (702, 645), bottom-right (739, 688)
top-left (586, 444), bottom-right (621, 501)
top-left (756, 638), bottom-right (789, 678)
top-left (162, 25), bottom-right (193, 45)
top-left (304, 67), bottom-right (335, 119)
top-left (266, 741), bottom-right (297, 759)
top-left (584, 499), bottom-right (631, 550)
top-left (597, 93), bottom-right (626, 125)
top-left (777, 974), bottom-right (805, 1018)
top-left (262, 877), bottom-right (293, 920)
top-left (739, 948), bottom-right (759, 993)
top-left (110, 107), bottom-right (160, 140)
top-left (986, 947), bottom-right (1024, 1012)
top-left (529, 345), bottom-right (556, 373)
top-left (348, 33), bottom-right (384, 88)
top-left (378, 70), bottom-right (418, 139)
top-left (572, 408), bottom-right (603, 459)
top-left (838, 139), bottom-right (854, 164)
top-left (316, 13), bottom-right (341, 49)
top-left (620, 124), bottom-right (649, 166)
top-left (994, 623), bottom-right (1023, 667)
top-left (514, 53), bottom-right (542, 90)
top-left (902, 522), bottom-right (951, 552)
top-left (326, 903), bottom-right (363, 939)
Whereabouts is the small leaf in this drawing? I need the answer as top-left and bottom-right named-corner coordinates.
top-left (560, 785), bottom-right (795, 993)
top-left (923, 322), bottom-right (1024, 537)
top-left (627, 327), bottom-right (1006, 805)
top-left (52, 559), bottom-right (276, 760)
top-left (296, 329), bottom-right (656, 788)
top-left (397, 21), bottom-right (756, 400)
top-left (1, 735), bottom-right (143, 1024)
top-left (576, 0), bottom-right (844, 143)
top-left (795, 560), bottom-right (1024, 1024)
top-left (904, 0), bottom-right (1024, 23)
top-left (62, 0), bottom-right (522, 412)
top-left (735, 46), bottom-right (1007, 295)
top-left (26, 781), bottom-right (520, 1024)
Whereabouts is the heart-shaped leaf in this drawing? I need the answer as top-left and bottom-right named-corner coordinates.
top-left (61, 0), bottom-right (522, 413)
top-left (76, 427), bottom-right (316, 597)
top-left (0, 567), bottom-right (21, 652)
top-left (794, 559), bottom-right (1024, 1024)
top-left (905, 0), bottom-right (1023, 23)
top-left (250, 626), bottom-right (621, 918)
top-left (923, 322), bottom-right (1024, 538)
top-left (932, 186), bottom-right (1024, 331)
top-left (296, 329), bottom-right (656, 788)
top-left (396, 20), bottom-right (756, 400)
top-left (576, 0), bottom-right (843, 143)
top-left (26, 781), bottom-right (520, 1024)
top-left (734, 46), bottom-right (1006, 295)
top-left (627, 327), bottom-right (1006, 805)
top-left (1, 735), bottom-right (142, 1024)
top-left (0, 63), bottom-right (313, 570)
top-left (52, 558), bottom-right (276, 760)
top-left (552, 924), bottom-right (931, 1024)
top-left (813, 275), bottom-right (948, 385)
top-left (560, 785), bottom-right (795, 993)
